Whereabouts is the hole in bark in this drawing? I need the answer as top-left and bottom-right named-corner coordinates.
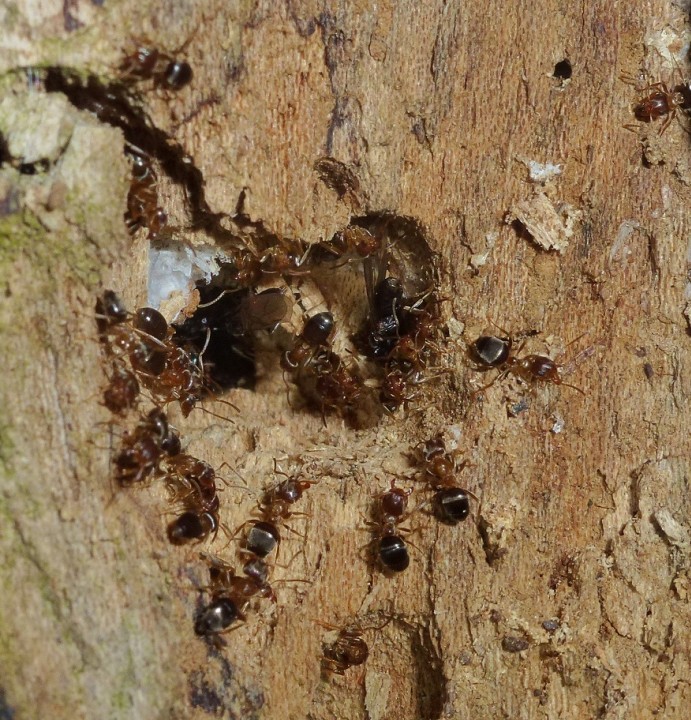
top-left (553, 59), bottom-right (572, 81)
top-left (172, 284), bottom-right (262, 392)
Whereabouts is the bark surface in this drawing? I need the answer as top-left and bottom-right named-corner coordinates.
top-left (1, 2), bottom-right (690, 719)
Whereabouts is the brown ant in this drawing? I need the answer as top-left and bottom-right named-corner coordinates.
top-left (311, 226), bottom-right (381, 263)
top-left (633, 81), bottom-right (687, 134)
top-left (258, 238), bottom-right (312, 276)
top-left (322, 627), bottom-right (370, 675)
top-left (114, 408), bottom-right (180, 486)
top-left (622, 65), bottom-right (691, 135)
top-left (320, 615), bottom-right (392, 676)
top-left (119, 37), bottom-right (193, 90)
top-left (102, 363), bottom-right (140, 415)
top-left (164, 453), bottom-right (220, 515)
top-left (469, 330), bottom-right (586, 395)
top-left (125, 151), bottom-right (168, 239)
top-left (312, 351), bottom-right (364, 419)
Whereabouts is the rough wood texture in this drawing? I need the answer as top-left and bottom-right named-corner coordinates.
top-left (1, 1), bottom-right (690, 719)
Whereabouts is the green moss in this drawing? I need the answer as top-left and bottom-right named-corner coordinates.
top-left (0, 208), bottom-right (101, 286)
top-left (0, 416), bottom-right (13, 476)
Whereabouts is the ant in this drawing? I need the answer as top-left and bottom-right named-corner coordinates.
top-left (164, 455), bottom-right (241, 546)
top-left (369, 480), bottom-right (413, 573)
top-left (238, 463), bottom-right (311, 560)
top-left (320, 615), bottom-right (392, 676)
top-left (168, 508), bottom-right (220, 545)
top-left (114, 408), bottom-right (180, 486)
top-left (622, 64), bottom-right (691, 135)
top-left (194, 554), bottom-right (275, 635)
top-left (119, 37), bottom-right (193, 90)
top-left (164, 453), bottom-right (220, 516)
top-left (102, 363), bottom-right (140, 415)
top-left (415, 436), bottom-right (473, 525)
top-left (322, 627), bottom-right (370, 675)
top-left (468, 329), bottom-right (586, 395)
top-left (360, 277), bottom-right (407, 360)
top-left (312, 351), bottom-right (364, 419)
top-left (378, 367), bottom-right (420, 414)
top-left (281, 311), bottom-right (335, 372)
top-left (125, 151), bottom-right (167, 239)
top-left (633, 81), bottom-right (688, 134)
top-left (258, 237), bottom-right (312, 276)
top-left (311, 225), bottom-right (381, 263)
top-left (94, 291), bottom-right (170, 377)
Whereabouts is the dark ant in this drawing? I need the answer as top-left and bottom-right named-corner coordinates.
top-left (415, 435), bottom-right (473, 525)
top-left (194, 557), bottom-right (264, 636)
top-left (119, 37), bottom-right (193, 90)
top-left (133, 306), bottom-right (169, 342)
top-left (168, 509), bottom-right (219, 545)
top-left (238, 463), bottom-right (311, 560)
top-left (94, 292), bottom-right (170, 376)
top-left (95, 290), bottom-right (128, 335)
top-left (194, 596), bottom-right (242, 636)
top-left (114, 408), bottom-right (180, 486)
top-left (360, 277), bottom-right (407, 360)
top-left (469, 330), bottom-right (586, 395)
top-left (281, 311), bottom-right (335, 372)
top-left (128, 307), bottom-right (171, 377)
top-left (369, 480), bottom-right (412, 573)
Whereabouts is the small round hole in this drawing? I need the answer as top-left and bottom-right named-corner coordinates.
top-left (553, 59), bottom-right (572, 81)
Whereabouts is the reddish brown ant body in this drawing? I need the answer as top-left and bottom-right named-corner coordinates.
top-left (114, 408), bottom-right (180, 486)
top-left (621, 65), bottom-right (691, 135)
top-left (258, 238), bottom-right (311, 276)
top-left (103, 363), bottom-right (140, 414)
top-left (165, 453), bottom-right (219, 513)
top-left (632, 82), bottom-right (687, 134)
top-left (311, 226), bottom-right (381, 263)
top-left (125, 152), bottom-right (167, 239)
top-left (322, 627), bottom-right (370, 675)
top-left (313, 352), bottom-right (364, 417)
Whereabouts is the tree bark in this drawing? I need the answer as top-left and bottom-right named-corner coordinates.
top-left (1, 1), bottom-right (690, 719)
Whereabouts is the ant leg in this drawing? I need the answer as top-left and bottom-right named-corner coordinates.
top-left (658, 110), bottom-right (674, 136)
